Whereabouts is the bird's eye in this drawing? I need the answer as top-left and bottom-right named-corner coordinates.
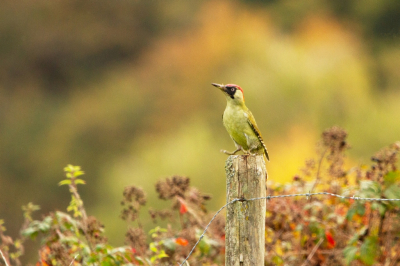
top-left (230, 87), bottom-right (235, 91)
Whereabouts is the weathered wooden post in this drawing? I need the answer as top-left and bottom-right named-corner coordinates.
top-left (225, 155), bottom-right (267, 266)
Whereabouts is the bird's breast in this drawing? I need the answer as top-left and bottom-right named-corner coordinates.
top-left (223, 106), bottom-right (251, 148)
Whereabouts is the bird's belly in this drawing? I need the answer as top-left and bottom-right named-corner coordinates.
top-left (223, 111), bottom-right (251, 149)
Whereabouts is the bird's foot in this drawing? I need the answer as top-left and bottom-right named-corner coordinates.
top-left (246, 148), bottom-right (260, 156)
top-left (241, 149), bottom-right (251, 155)
top-left (220, 148), bottom-right (240, 155)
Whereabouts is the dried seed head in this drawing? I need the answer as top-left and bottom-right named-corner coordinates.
top-left (155, 175), bottom-right (190, 200)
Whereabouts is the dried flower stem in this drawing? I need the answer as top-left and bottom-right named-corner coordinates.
top-left (69, 254), bottom-right (78, 266)
top-left (310, 148), bottom-right (327, 194)
top-left (300, 238), bottom-right (323, 266)
top-left (0, 248), bottom-right (10, 266)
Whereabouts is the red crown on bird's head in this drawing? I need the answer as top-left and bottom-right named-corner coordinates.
top-left (226, 84), bottom-right (244, 100)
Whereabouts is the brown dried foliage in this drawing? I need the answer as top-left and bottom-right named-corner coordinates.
top-left (264, 128), bottom-right (400, 266)
top-left (155, 175), bottom-right (190, 200)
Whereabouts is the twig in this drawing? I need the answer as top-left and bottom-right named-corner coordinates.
top-left (310, 148), bottom-right (327, 194)
top-left (300, 238), bottom-right (324, 266)
top-left (69, 254), bottom-right (78, 266)
top-left (68, 180), bottom-right (94, 253)
top-left (0, 248), bottom-right (10, 266)
top-left (179, 198), bottom-right (240, 266)
top-left (389, 243), bottom-right (400, 266)
top-left (177, 196), bottom-right (204, 227)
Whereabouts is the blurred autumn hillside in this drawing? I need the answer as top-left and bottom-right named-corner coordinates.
top-left (1, 0), bottom-right (399, 259)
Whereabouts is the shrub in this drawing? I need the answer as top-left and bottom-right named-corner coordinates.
top-left (0, 127), bottom-right (399, 265)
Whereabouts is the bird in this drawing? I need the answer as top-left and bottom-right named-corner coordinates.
top-left (212, 83), bottom-right (269, 161)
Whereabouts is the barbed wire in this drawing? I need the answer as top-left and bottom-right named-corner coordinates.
top-left (179, 191), bottom-right (400, 266)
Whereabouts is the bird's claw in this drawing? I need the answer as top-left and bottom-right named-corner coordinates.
top-left (220, 149), bottom-right (240, 155)
top-left (221, 149), bottom-right (233, 155)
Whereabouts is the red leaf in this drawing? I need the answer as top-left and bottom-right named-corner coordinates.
top-left (179, 201), bottom-right (188, 214)
top-left (325, 231), bottom-right (335, 248)
top-left (36, 246), bottom-right (51, 266)
top-left (175, 237), bottom-right (189, 246)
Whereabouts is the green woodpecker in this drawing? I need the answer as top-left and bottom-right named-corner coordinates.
top-left (212, 83), bottom-right (270, 161)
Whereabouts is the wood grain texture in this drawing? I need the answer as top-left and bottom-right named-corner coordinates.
top-left (225, 155), bottom-right (267, 266)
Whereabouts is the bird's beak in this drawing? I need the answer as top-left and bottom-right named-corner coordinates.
top-left (212, 83), bottom-right (225, 92)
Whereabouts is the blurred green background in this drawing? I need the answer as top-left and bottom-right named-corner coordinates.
top-left (1, 0), bottom-right (399, 262)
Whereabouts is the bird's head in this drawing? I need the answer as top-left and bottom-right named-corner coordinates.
top-left (212, 83), bottom-right (245, 105)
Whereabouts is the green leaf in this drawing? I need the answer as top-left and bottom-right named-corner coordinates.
top-left (347, 234), bottom-right (359, 246)
top-left (384, 184), bottom-right (400, 198)
top-left (75, 179), bottom-right (86, 185)
top-left (383, 184), bottom-right (400, 207)
top-left (343, 246), bottom-right (358, 265)
top-left (101, 260), bottom-right (114, 266)
top-left (149, 227), bottom-right (160, 235)
top-left (60, 236), bottom-right (80, 246)
top-left (95, 244), bottom-right (106, 252)
top-left (149, 243), bottom-right (158, 253)
top-left (43, 216), bottom-right (52, 224)
top-left (308, 222), bottom-right (324, 237)
top-left (22, 202), bottom-right (40, 212)
top-left (134, 256), bottom-right (144, 264)
top-left (271, 255), bottom-right (284, 265)
top-left (360, 236), bottom-right (378, 266)
top-left (157, 253), bottom-right (169, 259)
top-left (371, 202), bottom-right (387, 216)
top-left (38, 221), bottom-right (51, 232)
top-left (346, 206), bottom-right (356, 220)
top-left (384, 171), bottom-right (400, 186)
top-left (0, 220), bottom-right (5, 231)
top-left (64, 165), bottom-right (81, 172)
top-left (162, 238), bottom-right (176, 251)
top-left (355, 203), bottom-right (366, 215)
top-left (59, 180), bottom-right (72, 186)
top-left (158, 250), bottom-right (169, 259)
top-left (73, 170), bottom-right (85, 177)
top-left (21, 227), bottom-right (38, 238)
top-left (346, 203), bottom-right (365, 220)
top-left (64, 165), bottom-right (73, 172)
top-left (359, 181), bottom-right (381, 198)
top-left (198, 237), bottom-right (210, 255)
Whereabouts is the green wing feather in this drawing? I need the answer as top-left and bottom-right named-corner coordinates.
top-left (246, 111), bottom-right (270, 161)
